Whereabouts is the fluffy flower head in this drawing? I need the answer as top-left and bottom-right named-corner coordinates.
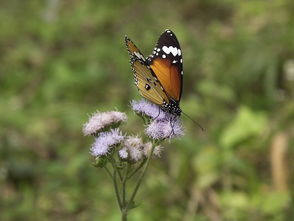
top-left (83, 111), bottom-right (127, 136)
top-left (90, 128), bottom-right (124, 157)
top-left (145, 117), bottom-right (184, 140)
top-left (124, 136), bottom-right (144, 162)
top-left (118, 136), bottom-right (146, 162)
top-left (143, 142), bottom-right (164, 158)
top-left (131, 99), bottom-right (171, 120)
top-left (118, 147), bottom-right (128, 159)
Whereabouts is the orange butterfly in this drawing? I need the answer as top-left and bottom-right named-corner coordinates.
top-left (125, 29), bottom-right (183, 116)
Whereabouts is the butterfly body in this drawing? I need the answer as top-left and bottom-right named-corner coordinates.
top-left (125, 29), bottom-right (183, 116)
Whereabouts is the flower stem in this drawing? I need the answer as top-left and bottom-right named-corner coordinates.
top-left (126, 145), bottom-right (155, 210)
top-left (122, 163), bottom-right (129, 206)
top-left (110, 156), bottom-right (123, 181)
top-left (113, 170), bottom-right (123, 211)
top-left (127, 158), bottom-right (146, 179)
top-left (104, 166), bottom-right (113, 179)
top-left (121, 210), bottom-right (127, 221)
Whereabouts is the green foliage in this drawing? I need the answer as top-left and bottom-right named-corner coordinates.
top-left (0, 0), bottom-right (293, 220)
top-left (221, 106), bottom-right (267, 148)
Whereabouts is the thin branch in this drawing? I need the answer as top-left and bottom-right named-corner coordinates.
top-left (104, 166), bottom-right (113, 179)
top-left (122, 163), bottom-right (129, 206)
top-left (127, 159), bottom-right (146, 179)
top-left (110, 156), bottom-right (123, 181)
top-left (126, 145), bottom-right (155, 209)
top-left (113, 170), bottom-right (123, 211)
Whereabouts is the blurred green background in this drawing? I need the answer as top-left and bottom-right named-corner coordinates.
top-left (1, 0), bottom-right (293, 220)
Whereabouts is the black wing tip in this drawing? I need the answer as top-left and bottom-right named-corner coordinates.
top-left (164, 28), bottom-right (172, 32)
top-left (125, 35), bottom-right (130, 42)
top-left (164, 29), bottom-right (175, 34)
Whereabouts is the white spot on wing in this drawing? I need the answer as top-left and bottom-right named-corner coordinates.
top-left (180, 58), bottom-right (182, 63)
top-left (157, 48), bottom-right (160, 52)
top-left (162, 46), bottom-right (179, 57)
top-left (170, 47), bottom-right (178, 56)
top-left (162, 54), bottom-right (166, 58)
top-left (178, 49), bottom-right (181, 56)
top-left (162, 46), bottom-right (169, 54)
top-left (134, 52), bottom-right (145, 61)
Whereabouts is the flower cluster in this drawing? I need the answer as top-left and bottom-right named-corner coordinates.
top-left (83, 99), bottom-right (185, 219)
top-left (118, 137), bottom-right (164, 162)
top-left (83, 109), bottom-right (167, 162)
top-left (131, 99), bottom-right (184, 140)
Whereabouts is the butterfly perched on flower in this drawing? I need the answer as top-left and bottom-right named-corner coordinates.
top-left (125, 29), bottom-right (183, 116)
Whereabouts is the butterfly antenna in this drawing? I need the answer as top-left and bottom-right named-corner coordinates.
top-left (182, 111), bottom-right (205, 132)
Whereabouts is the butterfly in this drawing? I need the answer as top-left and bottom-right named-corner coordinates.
top-left (125, 29), bottom-right (183, 116)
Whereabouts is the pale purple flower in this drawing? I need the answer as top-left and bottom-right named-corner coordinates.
top-left (143, 142), bottom-right (153, 156)
top-left (125, 136), bottom-right (144, 161)
top-left (131, 99), bottom-right (171, 120)
top-left (83, 111), bottom-right (127, 136)
top-left (119, 147), bottom-right (128, 159)
top-left (145, 117), bottom-right (184, 140)
top-left (119, 136), bottom-right (144, 162)
top-left (129, 146), bottom-right (143, 162)
top-left (143, 142), bottom-right (164, 157)
top-left (90, 128), bottom-right (124, 157)
top-left (153, 146), bottom-right (164, 157)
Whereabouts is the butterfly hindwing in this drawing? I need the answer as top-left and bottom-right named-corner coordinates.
top-left (147, 29), bottom-right (183, 102)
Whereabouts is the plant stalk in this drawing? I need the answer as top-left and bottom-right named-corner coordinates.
top-left (125, 145), bottom-right (155, 210)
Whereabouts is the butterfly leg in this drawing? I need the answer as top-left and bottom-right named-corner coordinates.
top-left (154, 107), bottom-right (161, 120)
top-left (168, 115), bottom-right (176, 138)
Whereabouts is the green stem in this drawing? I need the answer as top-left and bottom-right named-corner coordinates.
top-left (126, 145), bottom-right (155, 210)
top-left (104, 166), bottom-right (113, 179)
top-left (105, 163), bottom-right (123, 210)
top-left (113, 170), bottom-right (123, 211)
top-left (121, 210), bottom-right (127, 221)
top-left (127, 158), bottom-right (146, 179)
top-left (110, 157), bottom-right (123, 181)
top-left (104, 166), bottom-right (121, 209)
top-left (122, 163), bottom-right (129, 206)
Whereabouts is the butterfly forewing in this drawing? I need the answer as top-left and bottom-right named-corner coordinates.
top-left (125, 36), bottom-right (146, 62)
top-left (147, 29), bottom-right (183, 102)
top-left (132, 59), bottom-right (169, 105)
top-left (125, 36), bottom-right (169, 106)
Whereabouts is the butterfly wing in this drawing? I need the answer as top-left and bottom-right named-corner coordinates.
top-left (125, 36), bottom-right (169, 105)
top-left (125, 36), bottom-right (146, 62)
top-left (147, 29), bottom-right (183, 102)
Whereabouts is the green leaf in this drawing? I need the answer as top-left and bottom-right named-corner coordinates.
top-left (221, 106), bottom-right (267, 148)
